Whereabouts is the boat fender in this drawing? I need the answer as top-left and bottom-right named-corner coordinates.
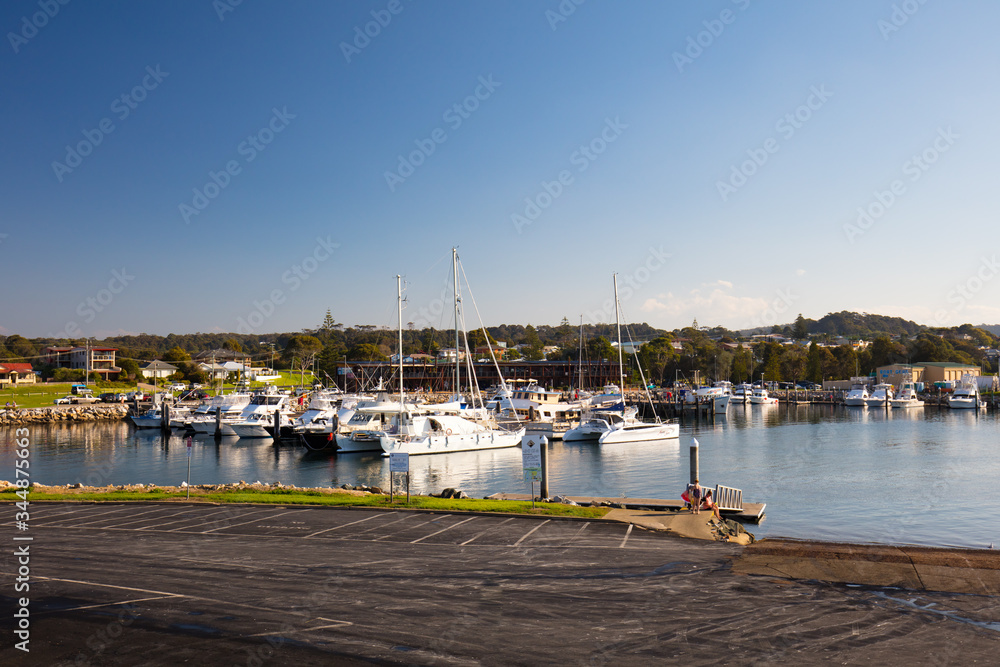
top-left (445, 428), bottom-right (453, 436)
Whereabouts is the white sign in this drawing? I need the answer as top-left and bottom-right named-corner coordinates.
top-left (521, 436), bottom-right (542, 479)
top-left (389, 452), bottom-right (409, 473)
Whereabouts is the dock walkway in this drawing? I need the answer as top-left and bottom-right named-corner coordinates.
top-left (486, 492), bottom-right (765, 523)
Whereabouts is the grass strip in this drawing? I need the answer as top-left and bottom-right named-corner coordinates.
top-left (1, 487), bottom-right (609, 518)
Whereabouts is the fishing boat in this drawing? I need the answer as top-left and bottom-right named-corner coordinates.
top-left (843, 383), bottom-right (869, 407)
top-left (890, 382), bottom-right (924, 409)
top-left (864, 383), bottom-right (894, 409)
top-left (749, 386), bottom-right (778, 405)
top-left (732, 383), bottom-right (753, 404)
top-left (128, 407), bottom-right (163, 429)
top-left (948, 375), bottom-right (986, 409)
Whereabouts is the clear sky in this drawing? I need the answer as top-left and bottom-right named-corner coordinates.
top-left (3, 0), bottom-right (998, 338)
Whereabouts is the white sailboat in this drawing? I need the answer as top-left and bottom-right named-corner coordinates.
top-left (598, 273), bottom-right (679, 445)
top-left (379, 255), bottom-right (524, 456)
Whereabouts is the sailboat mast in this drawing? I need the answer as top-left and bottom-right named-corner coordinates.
top-left (397, 274), bottom-right (404, 421)
top-left (614, 274), bottom-right (624, 392)
top-left (452, 247), bottom-right (460, 396)
top-left (577, 315), bottom-right (584, 391)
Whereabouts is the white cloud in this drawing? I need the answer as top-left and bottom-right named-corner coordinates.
top-left (796, 269), bottom-right (806, 276)
top-left (640, 285), bottom-right (770, 329)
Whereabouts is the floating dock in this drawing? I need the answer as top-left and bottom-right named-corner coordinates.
top-left (486, 493), bottom-right (765, 523)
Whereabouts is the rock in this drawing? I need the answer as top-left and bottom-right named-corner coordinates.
top-left (369, 486), bottom-right (383, 494)
top-left (457, 491), bottom-right (470, 499)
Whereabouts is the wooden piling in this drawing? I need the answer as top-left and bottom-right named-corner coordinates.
top-left (690, 440), bottom-right (699, 485)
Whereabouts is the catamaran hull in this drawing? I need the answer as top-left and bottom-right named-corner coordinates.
top-left (598, 423), bottom-right (679, 444)
top-left (381, 428), bottom-right (526, 455)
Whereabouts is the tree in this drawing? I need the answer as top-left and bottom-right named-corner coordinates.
top-left (282, 335), bottom-right (322, 366)
top-left (163, 346), bottom-right (191, 363)
top-left (118, 357), bottom-right (141, 380)
top-left (347, 343), bottom-right (387, 362)
top-left (805, 341), bottom-right (822, 383)
top-left (223, 338), bottom-right (242, 353)
top-left (793, 314), bottom-right (809, 340)
top-left (731, 347), bottom-right (751, 383)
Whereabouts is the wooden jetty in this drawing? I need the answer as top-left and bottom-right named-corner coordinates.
top-left (486, 492), bottom-right (765, 524)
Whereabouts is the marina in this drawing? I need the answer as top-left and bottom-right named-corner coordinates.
top-left (5, 402), bottom-right (999, 549)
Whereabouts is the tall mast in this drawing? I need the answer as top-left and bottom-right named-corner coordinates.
top-left (397, 274), bottom-right (404, 422)
top-left (577, 315), bottom-right (584, 391)
top-left (452, 247), bottom-right (460, 396)
top-left (614, 274), bottom-right (624, 392)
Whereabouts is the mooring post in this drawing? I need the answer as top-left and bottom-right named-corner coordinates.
top-left (690, 438), bottom-right (699, 484)
top-left (161, 402), bottom-right (170, 431)
top-left (215, 406), bottom-right (222, 439)
top-left (539, 435), bottom-right (549, 499)
top-left (273, 409), bottom-right (281, 441)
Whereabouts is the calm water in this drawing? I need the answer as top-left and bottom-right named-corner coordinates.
top-left (3, 404), bottom-right (998, 549)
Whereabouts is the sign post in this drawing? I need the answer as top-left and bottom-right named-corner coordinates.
top-left (521, 435), bottom-right (542, 509)
top-left (389, 452), bottom-right (409, 504)
top-left (185, 436), bottom-right (192, 500)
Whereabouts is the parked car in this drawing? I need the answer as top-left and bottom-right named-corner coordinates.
top-left (71, 395), bottom-right (101, 404)
top-left (99, 392), bottom-right (118, 403)
top-left (54, 396), bottom-right (72, 405)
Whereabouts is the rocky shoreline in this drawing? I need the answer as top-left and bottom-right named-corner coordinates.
top-left (0, 404), bottom-right (129, 426)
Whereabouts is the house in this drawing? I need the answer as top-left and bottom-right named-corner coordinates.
top-left (142, 360), bottom-right (179, 379)
top-left (43, 345), bottom-right (121, 380)
top-left (0, 363), bottom-right (36, 387)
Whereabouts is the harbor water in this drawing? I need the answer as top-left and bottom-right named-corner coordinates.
top-left (3, 404), bottom-right (998, 549)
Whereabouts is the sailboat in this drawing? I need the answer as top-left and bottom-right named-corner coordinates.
top-left (379, 252), bottom-right (525, 455)
top-left (598, 273), bottom-right (679, 444)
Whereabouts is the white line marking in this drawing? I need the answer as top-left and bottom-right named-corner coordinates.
top-left (410, 516), bottom-right (475, 544)
top-left (36, 595), bottom-right (179, 615)
top-left (52, 506), bottom-right (169, 527)
top-left (303, 513), bottom-right (381, 538)
top-left (90, 508), bottom-right (195, 529)
top-left (513, 519), bottom-right (550, 547)
top-left (460, 517), bottom-right (516, 545)
top-left (200, 509), bottom-right (301, 533)
top-left (30, 506), bottom-right (136, 525)
top-left (619, 523), bottom-right (634, 548)
top-left (149, 508), bottom-right (249, 531)
top-left (564, 522), bottom-right (590, 545)
top-left (347, 513), bottom-right (413, 536)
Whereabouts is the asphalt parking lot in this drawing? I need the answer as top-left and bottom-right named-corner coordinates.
top-left (3, 503), bottom-right (999, 665)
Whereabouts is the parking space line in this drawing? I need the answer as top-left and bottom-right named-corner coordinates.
top-left (165, 507), bottom-right (278, 533)
top-left (303, 513), bottom-right (381, 538)
top-left (49, 506), bottom-right (167, 527)
top-left (564, 522), bottom-right (590, 545)
top-left (371, 516), bottom-right (448, 541)
top-left (347, 514), bottom-right (414, 536)
top-left (410, 517), bottom-right (476, 544)
top-left (145, 508), bottom-right (245, 531)
top-left (92, 508), bottom-right (197, 529)
top-left (460, 517), bottom-right (516, 545)
top-left (199, 509), bottom-right (303, 534)
top-left (619, 523), bottom-right (633, 548)
top-left (513, 520), bottom-right (550, 547)
top-left (28, 506), bottom-right (133, 524)
top-left (36, 595), bottom-right (180, 615)
top-left (25, 506), bottom-right (96, 519)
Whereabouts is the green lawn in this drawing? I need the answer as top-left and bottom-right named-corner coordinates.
top-left (1, 486), bottom-right (609, 518)
top-left (1, 383), bottom-right (76, 409)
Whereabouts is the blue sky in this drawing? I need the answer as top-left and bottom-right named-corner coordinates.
top-left (3, 0), bottom-right (999, 338)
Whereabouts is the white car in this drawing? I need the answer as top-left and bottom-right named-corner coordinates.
top-left (54, 396), bottom-right (72, 405)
